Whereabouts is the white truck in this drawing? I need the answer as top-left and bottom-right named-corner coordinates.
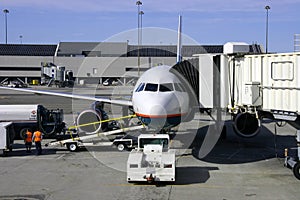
top-left (0, 122), bottom-right (14, 155)
top-left (0, 104), bottom-right (65, 139)
top-left (127, 134), bottom-right (176, 183)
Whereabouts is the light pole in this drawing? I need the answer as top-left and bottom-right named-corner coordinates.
top-left (136, 1), bottom-right (142, 76)
top-left (139, 11), bottom-right (144, 45)
top-left (265, 5), bottom-right (270, 53)
top-left (3, 9), bottom-right (9, 44)
top-left (19, 35), bottom-right (23, 44)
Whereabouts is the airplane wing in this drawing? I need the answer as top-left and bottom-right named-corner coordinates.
top-left (0, 86), bottom-right (132, 107)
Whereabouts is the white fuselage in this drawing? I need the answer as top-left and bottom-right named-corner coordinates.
top-left (132, 65), bottom-right (189, 129)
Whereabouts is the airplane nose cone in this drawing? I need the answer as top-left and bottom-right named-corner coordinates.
top-left (150, 104), bottom-right (167, 117)
top-left (148, 104), bottom-right (167, 130)
top-left (133, 91), bottom-right (186, 130)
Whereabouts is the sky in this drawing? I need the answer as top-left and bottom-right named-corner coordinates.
top-left (1, 0), bottom-right (300, 52)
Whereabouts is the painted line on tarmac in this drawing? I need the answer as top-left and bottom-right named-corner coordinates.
top-left (55, 154), bottom-right (66, 160)
top-left (105, 183), bottom-right (226, 189)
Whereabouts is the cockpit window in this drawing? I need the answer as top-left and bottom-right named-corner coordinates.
top-left (145, 83), bottom-right (158, 92)
top-left (135, 83), bottom-right (145, 92)
top-left (174, 83), bottom-right (184, 92)
top-left (159, 83), bottom-right (173, 92)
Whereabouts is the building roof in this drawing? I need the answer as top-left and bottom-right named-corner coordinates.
top-left (0, 42), bottom-right (262, 57)
top-left (127, 45), bottom-right (224, 57)
top-left (56, 42), bottom-right (224, 57)
top-left (0, 44), bottom-right (57, 56)
top-left (128, 45), bottom-right (177, 57)
top-left (56, 42), bottom-right (128, 57)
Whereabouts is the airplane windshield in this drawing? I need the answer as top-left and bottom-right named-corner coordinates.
top-left (135, 83), bottom-right (145, 92)
top-left (159, 83), bottom-right (173, 92)
top-left (145, 83), bottom-right (158, 92)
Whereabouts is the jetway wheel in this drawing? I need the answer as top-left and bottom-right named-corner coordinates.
top-left (292, 161), bottom-right (300, 180)
top-left (66, 143), bottom-right (78, 152)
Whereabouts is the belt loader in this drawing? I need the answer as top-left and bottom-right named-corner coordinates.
top-left (45, 125), bottom-right (145, 152)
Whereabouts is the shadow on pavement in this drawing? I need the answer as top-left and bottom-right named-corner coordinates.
top-left (190, 121), bottom-right (297, 164)
top-left (1, 142), bottom-right (68, 157)
top-left (175, 166), bottom-right (219, 185)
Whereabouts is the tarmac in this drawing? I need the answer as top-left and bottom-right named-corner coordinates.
top-left (0, 85), bottom-right (299, 200)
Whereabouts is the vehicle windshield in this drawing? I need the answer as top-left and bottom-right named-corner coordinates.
top-left (139, 138), bottom-right (169, 149)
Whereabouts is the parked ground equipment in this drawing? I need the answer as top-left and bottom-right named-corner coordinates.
top-left (41, 62), bottom-right (74, 88)
top-left (113, 134), bottom-right (138, 151)
top-left (45, 125), bottom-right (145, 152)
top-left (0, 122), bottom-right (14, 155)
top-left (285, 130), bottom-right (300, 180)
top-left (0, 104), bottom-right (65, 139)
top-left (127, 134), bottom-right (176, 183)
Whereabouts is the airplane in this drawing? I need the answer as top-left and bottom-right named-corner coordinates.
top-left (0, 15), bottom-right (195, 135)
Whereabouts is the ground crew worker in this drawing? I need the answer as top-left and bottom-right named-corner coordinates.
top-left (24, 129), bottom-right (32, 153)
top-left (32, 130), bottom-right (43, 155)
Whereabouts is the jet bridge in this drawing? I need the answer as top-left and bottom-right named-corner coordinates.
top-left (171, 55), bottom-right (230, 111)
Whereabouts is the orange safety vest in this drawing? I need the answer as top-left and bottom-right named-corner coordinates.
top-left (34, 131), bottom-right (42, 142)
top-left (25, 131), bottom-right (32, 143)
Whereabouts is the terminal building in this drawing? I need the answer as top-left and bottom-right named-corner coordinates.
top-left (0, 42), bottom-right (261, 85)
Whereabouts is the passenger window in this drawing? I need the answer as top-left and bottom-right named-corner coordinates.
top-left (145, 83), bottom-right (158, 92)
top-left (159, 83), bottom-right (173, 92)
top-left (135, 83), bottom-right (145, 92)
top-left (174, 83), bottom-right (184, 92)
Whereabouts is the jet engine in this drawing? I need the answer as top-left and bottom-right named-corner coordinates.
top-left (76, 102), bottom-right (109, 134)
top-left (233, 112), bottom-right (261, 138)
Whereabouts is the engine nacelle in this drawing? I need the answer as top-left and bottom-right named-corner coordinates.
top-left (233, 112), bottom-right (261, 138)
top-left (76, 109), bottom-right (103, 134)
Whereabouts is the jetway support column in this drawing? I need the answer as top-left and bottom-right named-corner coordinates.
top-left (213, 55), bottom-right (226, 139)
